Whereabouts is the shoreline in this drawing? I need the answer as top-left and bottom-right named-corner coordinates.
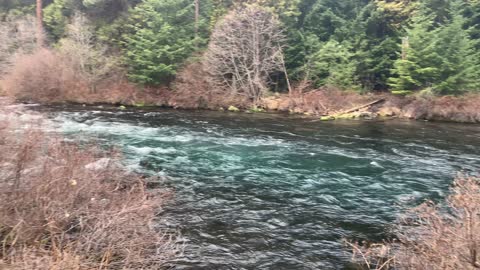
top-left (14, 91), bottom-right (480, 125)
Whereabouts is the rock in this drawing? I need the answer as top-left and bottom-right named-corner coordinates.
top-left (263, 98), bottom-right (280, 110)
top-left (358, 111), bottom-right (377, 119)
top-left (402, 107), bottom-right (417, 119)
top-left (228, 105), bottom-right (240, 112)
top-left (320, 116), bottom-right (335, 121)
top-left (378, 107), bottom-right (400, 117)
top-left (249, 106), bottom-right (266, 113)
top-left (119, 105), bottom-right (126, 110)
top-left (85, 158), bottom-right (120, 171)
top-left (278, 99), bottom-right (291, 111)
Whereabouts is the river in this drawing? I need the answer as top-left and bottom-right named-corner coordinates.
top-left (35, 106), bottom-right (480, 269)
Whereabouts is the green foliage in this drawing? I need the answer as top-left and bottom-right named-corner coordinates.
top-left (43, 0), bottom-right (70, 40)
top-left (389, 2), bottom-right (480, 94)
top-left (391, 90), bottom-right (414, 96)
top-left (307, 39), bottom-right (359, 90)
top-left (122, 0), bottom-right (199, 85)
top-left (4, 0), bottom-right (480, 94)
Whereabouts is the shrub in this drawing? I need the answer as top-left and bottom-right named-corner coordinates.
top-left (2, 49), bottom-right (80, 103)
top-left (349, 175), bottom-right (480, 270)
top-left (0, 102), bottom-right (179, 269)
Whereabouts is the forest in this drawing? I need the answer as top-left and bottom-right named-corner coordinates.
top-left (0, 0), bottom-right (480, 95)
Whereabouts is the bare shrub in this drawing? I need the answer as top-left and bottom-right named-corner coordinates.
top-left (59, 13), bottom-right (121, 94)
top-left (2, 13), bottom-right (122, 104)
top-left (350, 175), bottom-right (480, 270)
top-left (1, 49), bottom-right (83, 103)
top-left (0, 104), bottom-right (179, 269)
top-left (205, 5), bottom-right (285, 105)
top-left (400, 94), bottom-right (480, 123)
top-left (282, 87), bottom-right (379, 115)
top-left (0, 15), bottom-right (37, 75)
top-left (172, 61), bottom-right (251, 109)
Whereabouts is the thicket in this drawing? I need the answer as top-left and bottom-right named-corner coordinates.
top-left (349, 175), bottom-right (480, 269)
top-left (0, 102), bottom-right (180, 268)
top-left (1, 0), bottom-right (480, 102)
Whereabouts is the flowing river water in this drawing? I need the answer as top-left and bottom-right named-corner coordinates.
top-left (35, 106), bottom-right (480, 269)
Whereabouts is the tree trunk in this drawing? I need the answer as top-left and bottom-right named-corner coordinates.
top-left (194, 0), bottom-right (200, 38)
top-left (36, 0), bottom-right (44, 47)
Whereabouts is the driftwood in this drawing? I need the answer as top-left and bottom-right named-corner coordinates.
top-left (337, 98), bottom-right (385, 115)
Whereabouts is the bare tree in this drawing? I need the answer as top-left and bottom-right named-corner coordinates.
top-left (59, 13), bottom-right (119, 93)
top-left (0, 16), bottom-right (37, 75)
top-left (205, 6), bottom-right (285, 105)
top-left (36, 0), bottom-right (44, 47)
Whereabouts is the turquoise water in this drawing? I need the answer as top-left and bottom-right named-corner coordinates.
top-left (39, 106), bottom-right (480, 269)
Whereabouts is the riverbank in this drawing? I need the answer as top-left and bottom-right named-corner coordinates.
top-left (0, 99), bottom-right (179, 269)
top-left (4, 86), bottom-right (479, 123)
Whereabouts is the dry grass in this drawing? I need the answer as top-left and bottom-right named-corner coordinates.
top-left (0, 102), bottom-right (179, 269)
top-left (349, 175), bottom-right (480, 270)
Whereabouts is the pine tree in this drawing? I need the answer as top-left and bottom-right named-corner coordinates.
top-left (433, 3), bottom-right (480, 94)
top-left (122, 0), bottom-right (198, 85)
top-left (389, 13), bottom-right (442, 91)
top-left (389, 1), bottom-right (480, 94)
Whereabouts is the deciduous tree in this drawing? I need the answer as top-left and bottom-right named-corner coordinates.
top-left (205, 6), bottom-right (285, 104)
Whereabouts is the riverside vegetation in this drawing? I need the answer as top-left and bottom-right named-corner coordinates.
top-left (0, 0), bottom-right (479, 122)
top-left (0, 99), bottom-right (180, 268)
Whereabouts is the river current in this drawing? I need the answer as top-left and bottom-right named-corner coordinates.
top-left (36, 106), bottom-right (480, 269)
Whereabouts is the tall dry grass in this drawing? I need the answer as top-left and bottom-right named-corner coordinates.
top-left (349, 175), bottom-right (480, 270)
top-left (0, 102), bottom-right (179, 269)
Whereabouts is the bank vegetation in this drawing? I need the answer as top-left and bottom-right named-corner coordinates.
top-left (0, 100), bottom-right (180, 269)
top-left (349, 175), bottom-right (480, 269)
top-left (1, 0), bottom-right (480, 123)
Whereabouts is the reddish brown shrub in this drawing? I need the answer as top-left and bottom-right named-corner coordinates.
top-left (0, 103), bottom-right (179, 269)
top-left (350, 175), bottom-right (480, 270)
top-left (268, 87), bottom-right (380, 115)
top-left (172, 61), bottom-right (250, 109)
top-left (399, 94), bottom-right (480, 123)
top-left (1, 49), bottom-right (86, 103)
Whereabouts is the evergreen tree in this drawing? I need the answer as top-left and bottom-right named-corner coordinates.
top-left (433, 5), bottom-right (480, 93)
top-left (390, 1), bottom-right (480, 94)
top-left (354, 2), bottom-right (400, 90)
top-left (389, 13), bottom-right (441, 91)
top-left (122, 0), bottom-right (199, 85)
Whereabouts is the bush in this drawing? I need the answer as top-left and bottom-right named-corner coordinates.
top-left (2, 49), bottom-right (80, 103)
top-left (349, 175), bottom-right (480, 270)
top-left (0, 102), bottom-right (179, 269)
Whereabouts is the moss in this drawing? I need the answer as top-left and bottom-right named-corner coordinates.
top-left (320, 116), bottom-right (335, 121)
top-left (391, 90), bottom-right (414, 96)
